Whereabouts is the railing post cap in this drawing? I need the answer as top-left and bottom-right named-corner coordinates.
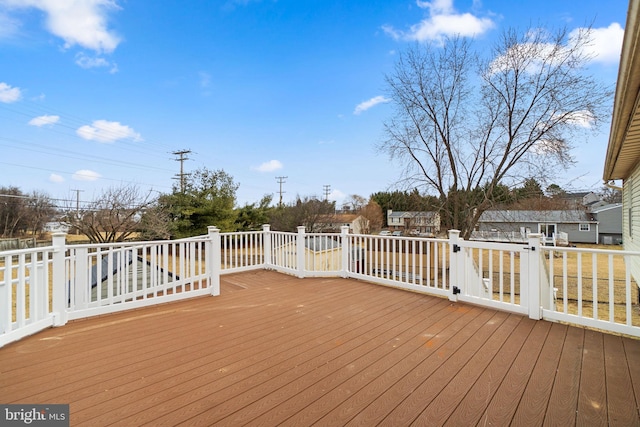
top-left (207, 226), bottom-right (220, 233)
top-left (297, 226), bottom-right (306, 233)
top-left (262, 224), bottom-right (271, 231)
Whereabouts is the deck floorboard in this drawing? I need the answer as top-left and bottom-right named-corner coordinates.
top-left (1, 270), bottom-right (639, 426)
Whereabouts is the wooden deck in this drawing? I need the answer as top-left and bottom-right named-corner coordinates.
top-left (1, 270), bottom-right (640, 426)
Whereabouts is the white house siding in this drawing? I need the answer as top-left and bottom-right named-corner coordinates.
top-left (624, 165), bottom-right (640, 283)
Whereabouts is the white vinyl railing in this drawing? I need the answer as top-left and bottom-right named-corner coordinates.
top-left (65, 235), bottom-right (212, 321)
top-left (0, 227), bottom-right (222, 347)
top-left (2, 224), bottom-right (639, 348)
top-left (541, 245), bottom-right (640, 337)
top-left (347, 233), bottom-right (450, 298)
top-left (0, 245), bottom-right (57, 347)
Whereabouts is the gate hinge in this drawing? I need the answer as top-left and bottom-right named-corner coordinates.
top-left (452, 286), bottom-right (461, 294)
top-left (452, 244), bottom-right (461, 253)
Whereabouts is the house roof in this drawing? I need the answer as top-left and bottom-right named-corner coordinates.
top-left (317, 213), bottom-right (361, 223)
top-left (590, 203), bottom-right (623, 214)
top-left (478, 210), bottom-right (595, 224)
top-left (388, 210), bottom-right (438, 219)
top-left (305, 235), bottom-right (341, 251)
top-left (603, 1), bottom-right (640, 181)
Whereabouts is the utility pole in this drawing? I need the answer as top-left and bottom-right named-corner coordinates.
top-left (172, 149), bottom-right (191, 193)
top-left (275, 176), bottom-right (287, 207)
top-left (323, 184), bottom-right (331, 201)
top-left (70, 189), bottom-right (83, 235)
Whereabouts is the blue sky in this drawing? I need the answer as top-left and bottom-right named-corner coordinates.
top-left (0, 0), bottom-right (629, 208)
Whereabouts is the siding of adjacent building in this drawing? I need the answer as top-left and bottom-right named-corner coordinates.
top-left (477, 210), bottom-right (598, 244)
top-left (623, 167), bottom-right (640, 282)
top-left (591, 204), bottom-right (623, 244)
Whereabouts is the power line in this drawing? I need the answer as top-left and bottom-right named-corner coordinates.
top-left (275, 176), bottom-right (287, 207)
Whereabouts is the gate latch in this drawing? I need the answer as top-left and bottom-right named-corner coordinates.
top-left (452, 244), bottom-right (461, 253)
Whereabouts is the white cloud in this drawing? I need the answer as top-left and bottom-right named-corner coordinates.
top-left (0, 11), bottom-right (21, 39)
top-left (75, 52), bottom-right (118, 73)
top-left (0, 82), bottom-right (21, 102)
top-left (2, 0), bottom-right (121, 53)
top-left (383, 0), bottom-right (494, 43)
top-left (76, 119), bottom-right (142, 143)
top-left (72, 169), bottom-right (101, 181)
top-left (328, 189), bottom-right (346, 202)
top-left (28, 114), bottom-right (59, 126)
top-left (489, 24), bottom-right (624, 76)
top-left (571, 23), bottom-right (624, 65)
top-left (254, 159), bottom-right (283, 172)
top-left (354, 96), bottom-right (390, 115)
top-left (199, 71), bottom-right (211, 88)
top-left (564, 110), bottom-right (595, 128)
top-left (48, 173), bottom-right (64, 183)
top-left (199, 71), bottom-right (212, 96)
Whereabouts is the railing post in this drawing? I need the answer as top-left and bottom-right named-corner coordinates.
top-left (262, 224), bottom-right (272, 268)
top-left (208, 226), bottom-right (221, 296)
top-left (527, 233), bottom-right (543, 320)
top-left (74, 247), bottom-right (89, 309)
top-left (448, 230), bottom-right (461, 302)
top-left (296, 226), bottom-right (306, 278)
top-left (51, 232), bottom-right (67, 327)
top-left (340, 225), bottom-right (350, 278)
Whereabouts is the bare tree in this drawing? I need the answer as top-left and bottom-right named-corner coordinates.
top-left (598, 186), bottom-right (622, 204)
top-left (268, 196), bottom-right (335, 232)
top-left (344, 194), bottom-right (368, 212)
top-left (358, 199), bottom-right (383, 233)
top-left (382, 27), bottom-right (611, 238)
top-left (0, 187), bottom-right (28, 237)
top-left (65, 185), bottom-right (157, 243)
top-left (24, 191), bottom-right (56, 236)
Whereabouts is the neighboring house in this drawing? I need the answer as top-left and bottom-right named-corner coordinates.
top-left (590, 203), bottom-right (623, 244)
top-left (603, 1), bottom-right (640, 280)
top-left (313, 214), bottom-right (369, 234)
top-left (475, 210), bottom-right (598, 244)
top-left (555, 191), bottom-right (595, 208)
top-left (386, 210), bottom-right (440, 236)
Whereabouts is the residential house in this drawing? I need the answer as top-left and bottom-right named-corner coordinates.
top-left (313, 213), bottom-right (369, 234)
top-left (603, 1), bottom-right (640, 281)
top-left (591, 203), bottom-right (623, 244)
top-left (475, 209), bottom-right (598, 244)
top-left (386, 210), bottom-right (440, 236)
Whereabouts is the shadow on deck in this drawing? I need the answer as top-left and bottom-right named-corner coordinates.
top-left (1, 270), bottom-right (639, 425)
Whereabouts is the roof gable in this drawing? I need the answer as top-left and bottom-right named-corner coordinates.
top-left (479, 210), bottom-right (593, 223)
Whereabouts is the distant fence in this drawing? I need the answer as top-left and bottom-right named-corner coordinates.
top-left (0, 238), bottom-right (36, 251)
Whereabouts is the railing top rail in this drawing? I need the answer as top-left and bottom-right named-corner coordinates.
top-left (541, 246), bottom-right (640, 256)
top-left (355, 234), bottom-right (448, 243)
top-left (0, 245), bottom-right (56, 257)
top-left (220, 230), bottom-right (266, 236)
top-left (68, 236), bottom-right (209, 250)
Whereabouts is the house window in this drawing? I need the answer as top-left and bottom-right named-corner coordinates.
top-left (579, 223), bottom-right (590, 231)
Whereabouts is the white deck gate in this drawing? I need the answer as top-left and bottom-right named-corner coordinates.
top-left (448, 231), bottom-right (546, 319)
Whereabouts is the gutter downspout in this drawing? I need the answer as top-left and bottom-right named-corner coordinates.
top-left (604, 180), bottom-right (623, 191)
